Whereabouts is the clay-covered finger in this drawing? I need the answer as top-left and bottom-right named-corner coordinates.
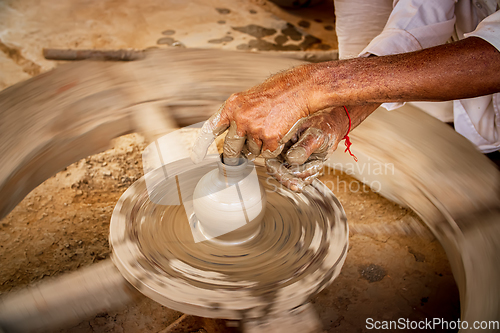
top-left (287, 160), bottom-right (324, 179)
top-left (191, 104), bottom-right (229, 163)
top-left (285, 128), bottom-right (328, 165)
top-left (247, 137), bottom-right (262, 157)
top-left (223, 121), bottom-right (246, 165)
top-left (242, 144), bottom-right (257, 161)
top-left (261, 142), bottom-right (285, 159)
top-left (265, 158), bottom-right (306, 193)
top-left (302, 171), bottom-right (322, 186)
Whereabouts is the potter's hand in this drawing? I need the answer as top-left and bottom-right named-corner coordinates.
top-left (266, 104), bottom-right (379, 192)
top-left (191, 65), bottom-right (316, 165)
top-left (265, 108), bottom-right (347, 192)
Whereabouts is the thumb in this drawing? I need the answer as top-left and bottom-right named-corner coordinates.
top-left (191, 104), bottom-right (229, 164)
top-left (285, 127), bottom-right (328, 165)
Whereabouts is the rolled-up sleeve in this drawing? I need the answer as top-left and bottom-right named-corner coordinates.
top-left (359, 0), bottom-right (457, 57)
top-left (465, 10), bottom-right (500, 51)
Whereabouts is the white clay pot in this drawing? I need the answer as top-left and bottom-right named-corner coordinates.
top-left (192, 159), bottom-right (266, 243)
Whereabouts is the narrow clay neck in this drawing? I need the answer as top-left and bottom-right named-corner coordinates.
top-left (218, 157), bottom-right (248, 181)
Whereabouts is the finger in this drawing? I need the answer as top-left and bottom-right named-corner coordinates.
top-left (265, 158), bottom-right (306, 193)
top-left (247, 137), bottom-right (262, 157)
top-left (191, 103), bottom-right (229, 164)
top-left (261, 142), bottom-right (285, 159)
top-left (285, 128), bottom-right (328, 165)
top-left (242, 144), bottom-right (256, 161)
top-left (287, 159), bottom-right (324, 179)
top-left (302, 171), bottom-right (322, 186)
top-left (308, 150), bottom-right (329, 162)
top-left (283, 138), bottom-right (296, 152)
top-left (281, 117), bottom-right (307, 143)
top-left (223, 121), bottom-right (246, 165)
top-left (261, 117), bottom-right (305, 159)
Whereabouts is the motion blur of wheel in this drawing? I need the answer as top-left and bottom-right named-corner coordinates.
top-left (268, 0), bottom-right (325, 9)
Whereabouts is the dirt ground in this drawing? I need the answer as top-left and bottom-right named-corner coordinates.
top-left (0, 133), bottom-right (460, 332)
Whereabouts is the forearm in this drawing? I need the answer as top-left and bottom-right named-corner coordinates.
top-left (342, 103), bottom-right (380, 131)
top-left (323, 104), bottom-right (380, 143)
top-left (305, 37), bottom-right (500, 110)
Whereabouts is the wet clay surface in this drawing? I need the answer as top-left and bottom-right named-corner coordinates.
top-left (0, 134), bottom-right (459, 332)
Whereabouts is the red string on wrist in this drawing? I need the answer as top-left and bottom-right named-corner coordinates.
top-left (343, 106), bottom-right (358, 162)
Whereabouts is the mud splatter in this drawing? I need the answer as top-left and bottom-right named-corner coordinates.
top-left (157, 37), bottom-right (174, 45)
top-left (237, 40), bottom-right (301, 51)
top-left (298, 20), bottom-right (310, 28)
top-left (299, 35), bottom-right (322, 49)
top-left (208, 36), bottom-right (234, 44)
top-left (314, 18), bottom-right (323, 23)
top-left (274, 35), bottom-right (288, 46)
top-left (236, 34), bottom-right (323, 51)
top-left (236, 44), bottom-right (251, 51)
top-left (162, 30), bottom-right (175, 36)
top-left (216, 8), bottom-right (231, 14)
top-left (232, 25), bottom-right (277, 38)
top-left (324, 25), bottom-right (334, 31)
top-left (157, 37), bottom-right (185, 47)
top-left (249, 9), bottom-right (257, 14)
top-left (281, 23), bottom-right (302, 41)
top-left (217, 20), bottom-right (226, 24)
top-left (317, 44), bottom-right (332, 50)
top-left (233, 22), bottom-right (323, 51)
top-left (359, 264), bottom-right (386, 283)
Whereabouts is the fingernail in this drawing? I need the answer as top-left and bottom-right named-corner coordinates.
top-left (289, 180), bottom-right (304, 193)
top-left (286, 147), bottom-right (307, 164)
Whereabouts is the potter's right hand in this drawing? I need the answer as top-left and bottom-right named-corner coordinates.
top-left (191, 65), bottom-right (317, 165)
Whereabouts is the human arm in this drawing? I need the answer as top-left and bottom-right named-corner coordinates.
top-left (306, 37), bottom-right (500, 111)
top-left (192, 36), bottom-right (500, 166)
top-left (272, 36), bottom-right (500, 190)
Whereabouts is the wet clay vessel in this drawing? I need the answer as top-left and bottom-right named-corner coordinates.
top-left (193, 158), bottom-right (267, 244)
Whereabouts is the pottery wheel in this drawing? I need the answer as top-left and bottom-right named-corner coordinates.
top-left (110, 157), bottom-right (348, 320)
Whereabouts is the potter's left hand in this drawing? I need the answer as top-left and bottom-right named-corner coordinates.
top-left (266, 104), bottom-right (379, 192)
top-left (264, 107), bottom-right (347, 192)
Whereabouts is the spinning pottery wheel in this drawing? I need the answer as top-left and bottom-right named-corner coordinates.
top-left (110, 156), bottom-right (348, 321)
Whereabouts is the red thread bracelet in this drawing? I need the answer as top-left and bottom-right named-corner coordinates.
top-left (343, 106), bottom-right (358, 162)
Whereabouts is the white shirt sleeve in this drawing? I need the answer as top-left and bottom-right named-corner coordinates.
top-left (459, 11), bottom-right (500, 153)
top-left (465, 9), bottom-right (500, 52)
top-left (359, 0), bottom-right (457, 57)
top-left (357, 0), bottom-right (457, 111)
